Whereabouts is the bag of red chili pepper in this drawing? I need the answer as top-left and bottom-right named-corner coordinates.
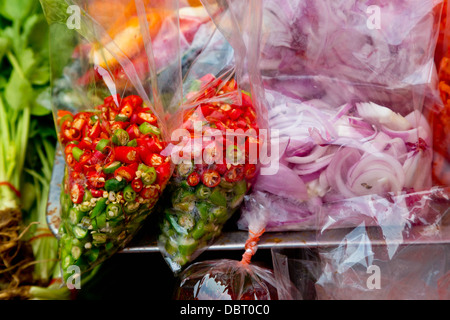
top-left (157, 0), bottom-right (267, 273)
top-left (41, 0), bottom-right (183, 282)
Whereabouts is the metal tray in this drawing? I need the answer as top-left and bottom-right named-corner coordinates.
top-left (47, 145), bottom-right (450, 253)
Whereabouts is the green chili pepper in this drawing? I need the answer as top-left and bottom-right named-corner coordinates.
top-left (177, 162), bottom-right (194, 177)
top-left (127, 139), bottom-right (137, 147)
top-left (164, 237), bottom-right (178, 256)
top-left (195, 184), bottom-right (211, 200)
top-left (69, 208), bottom-right (85, 225)
top-left (87, 248), bottom-right (100, 263)
top-left (178, 238), bottom-right (197, 257)
top-left (123, 201), bottom-right (140, 214)
top-left (211, 206), bottom-right (228, 224)
top-left (73, 225), bottom-right (88, 239)
top-left (72, 147), bottom-right (84, 162)
top-left (139, 122), bottom-right (161, 136)
top-left (104, 178), bottom-right (127, 192)
top-left (106, 203), bottom-right (122, 220)
top-left (196, 202), bottom-right (211, 221)
top-left (209, 188), bottom-right (227, 207)
top-left (59, 114), bottom-right (74, 125)
top-left (92, 232), bottom-right (107, 245)
top-left (123, 184), bottom-right (136, 202)
top-left (71, 245), bottom-right (82, 260)
top-left (234, 179), bottom-right (248, 196)
top-left (90, 197), bottom-right (107, 219)
top-left (62, 254), bottom-right (74, 270)
top-left (141, 166), bottom-right (157, 185)
top-left (219, 179), bottom-right (234, 189)
top-left (95, 139), bottom-right (110, 152)
top-left (90, 115), bottom-right (99, 123)
top-left (112, 129), bottom-right (129, 146)
top-left (96, 212), bottom-right (107, 229)
top-left (226, 145), bottom-right (244, 164)
top-left (178, 213), bottom-right (195, 230)
top-left (79, 203), bottom-right (91, 213)
top-left (83, 189), bottom-right (93, 202)
top-left (192, 221), bottom-right (206, 240)
top-left (103, 161), bottom-right (122, 174)
top-left (115, 114), bottom-right (129, 122)
top-left (166, 213), bottom-right (188, 235)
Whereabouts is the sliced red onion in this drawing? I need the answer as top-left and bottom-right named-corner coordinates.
top-left (356, 102), bottom-right (412, 131)
top-left (326, 148), bottom-right (362, 198)
top-left (285, 145), bottom-right (329, 164)
top-left (255, 163), bottom-right (308, 201)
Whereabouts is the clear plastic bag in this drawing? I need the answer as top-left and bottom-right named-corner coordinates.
top-left (157, 0), bottom-right (267, 273)
top-left (41, 0), bottom-right (182, 282)
top-left (174, 185), bottom-right (297, 300)
top-left (238, 0), bottom-right (445, 232)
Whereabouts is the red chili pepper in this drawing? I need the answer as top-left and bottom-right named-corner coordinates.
top-left (86, 150), bottom-right (106, 165)
top-left (187, 172), bottom-right (200, 187)
top-left (121, 95), bottom-right (143, 108)
top-left (64, 143), bottom-right (77, 155)
top-left (224, 165), bottom-right (244, 183)
top-left (108, 110), bottom-right (118, 122)
top-left (78, 151), bottom-right (92, 165)
top-left (77, 137), bottom-right (93, 150)
top-left (87, 171), bottom-right (106, 189)
top-left (88, 121), bottom-right (101, 140)
top-left (244, 164), bottom-right (257, 180)
top-left (119, 103), bottom-right (133, 119)
top-left (66, 153), bottom-right (76, 168)
top-left (241, 92), bottom-right (253, 108)
top-left (214, 163), bottom-right (228, 175)
top-left (114, 163), bottom-right (138, 182)
top-left (131, 179), bottom-right (143, 193)
top-left (201, 169), bottom-right (221, 188)
top-left (200, 105), bottom-right (213, 117)
top-left (208, 110), bottom-right (227, 122)
top-left (143, 153), bottom-right (164, 167)
top-left (229, 108), bottom-right (243, 121)
top-left (71, 183), bottom-right (85, 204)
top-left (156, 162), bottom-right (171, 186)
top-left (215, 121), bottom-right (228, 131)
top-left (246, 136), bottom-right (260, 163)
top-left (62, 122), bottom-right (81, 142)
top-left (89, 188), bottom-right (104, 198)
top-left (104, 94), bottom-right (121, 110)
top-left (140, 186), bottom-right (159, 200)
top-left (136, 112), bottom-right (158, 125)
top-left (70, 171), bottom-right (85, 184)
top-left (127, 124), bottom-right (141, 140)
top-left (110, 121), bottom-right (129, 132)
top-left (114, 146), bottom-right (139, 164)
top-left (71, 117), bottom-right (86, 131)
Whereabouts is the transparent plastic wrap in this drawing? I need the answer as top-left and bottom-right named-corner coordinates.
top-left (41, 0), bottom-right (182, 282)
top-left (238, 0), bottom-right (446, 232)
top-left (174, 188), bottom-right (297, 300)
top-left (158, 0), bottom-right (268, 273)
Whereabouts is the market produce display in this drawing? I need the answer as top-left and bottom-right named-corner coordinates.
top-left (239, 0), bottom-right (444, 233)
top-left (159, 75), bottom-right (260, 272)
top-left (239, 94), bottom-right (433, 231)
top-left (0, 0), bottom-right (75, 300)
top-left (0, 0), bottom-right (448, 301)
top-left (57, 94), bottom-right (171, 281)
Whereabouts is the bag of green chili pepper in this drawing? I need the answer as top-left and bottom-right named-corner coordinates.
top-left (41, 0), bottom-right (183, 283)
top-left (158, 0), bottom-right (267, 273)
